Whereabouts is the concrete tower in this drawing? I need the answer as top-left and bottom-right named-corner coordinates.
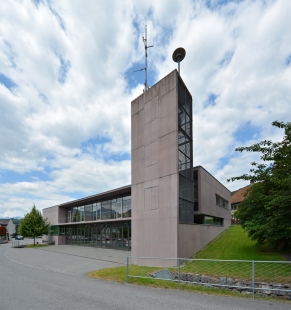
top-left (131, 69), bottom-right (194, 258)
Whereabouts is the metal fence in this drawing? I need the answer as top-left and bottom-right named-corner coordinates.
top-left (126, 257), bottom-right (291, 299)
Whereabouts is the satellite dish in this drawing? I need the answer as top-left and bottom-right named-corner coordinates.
top-left (172, 47), bottom-right (186, 74)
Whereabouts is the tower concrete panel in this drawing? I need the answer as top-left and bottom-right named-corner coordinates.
top-left (131, 70), bottom-right (179, 259)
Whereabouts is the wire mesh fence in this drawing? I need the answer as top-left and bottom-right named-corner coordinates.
top-left (127, 256), bottom-right (291, 299)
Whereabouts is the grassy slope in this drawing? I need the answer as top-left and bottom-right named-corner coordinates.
top-left (87, 225), bottom-right (290, 299)
top-left (194, 225), bottom-right (286, 261)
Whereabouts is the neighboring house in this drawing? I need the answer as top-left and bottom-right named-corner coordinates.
top-left (11, 218), bottom-right (21, 236)
top-left (0, 219), bottom-right (16, 240)
top-left (231, 181), bottom-right (254, 223)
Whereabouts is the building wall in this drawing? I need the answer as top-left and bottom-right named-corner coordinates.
top-left (131, 70), bottom-right (179, 258)
top-left (42, 235), bottom-right (64, 245)
top-left (178, 223), bottom-right (230, 258)
top-left (6, 220), bottom-right (15, 236)
top-left (198, 166), bottom-right (231, 220)
top-left (178, 166), bottom-right (231, 258)
top-left (43, 206), bottom-right (59, 226)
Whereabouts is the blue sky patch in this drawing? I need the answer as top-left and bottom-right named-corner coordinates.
top-left (219, 51), bottom-right (234, 67)
top-left (105, 153), bottom-right (131, 162)
top-left (80, 137), bottom-right (130, 162)
top-left (81, 136), bottom-right (111, 150)
top-left (217, 156), bottom-right (230, 170)
top-left (39, 93), bottom-right (48, 103)
top-left (234, 122), bottom-right (260, 144)
top-left (204, 93), bottom-right (219, 107)
top-left (48, 3), bottom-right (65, 30)
top-left (0, 73), bottom-right (17, 91)
top-left (4, 41), bottom-right (17, 68)
top-left (0, 169), bottom-right (52, 184)
top-left (286, 54), bottom-right (291, 66)
top-left (58, 56), bottom-right (71, 84)
top-left (32, 0), bottom-right (43, 6)
top-left (205, 0), bottom-right (244, 10)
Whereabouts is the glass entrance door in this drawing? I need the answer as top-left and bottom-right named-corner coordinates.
top-left (101, 225), bottom-right (112, 249)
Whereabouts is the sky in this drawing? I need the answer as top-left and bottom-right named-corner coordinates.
top-left (0, 0), bottom-right (290, 218)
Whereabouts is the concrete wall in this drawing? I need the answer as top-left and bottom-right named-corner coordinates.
top-left (43, 206), bottom-right (59, 226)
top-left (198, 166), bottom-right (231, 220)
top-left (59, 207), bottom-right (67, 222)
top-left (43, 206), bottom-right (68, 244)
top-left (131, 70), bottom-right (179, 258)
top-left (42, 235), bottom-right (65, 245)
top-left (6, 220), bottom-right (15, 236)
top-left (178, 166), bottom-right (231, 258)
top-left (178, 222), bottom-right (230, 258)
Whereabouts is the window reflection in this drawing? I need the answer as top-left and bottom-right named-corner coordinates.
top-left (62, 222), bottom-right (131, 251)
top-left (178, 79), bottom-right (194, 224)
top-left (65, 195), bottom-right (131, 223)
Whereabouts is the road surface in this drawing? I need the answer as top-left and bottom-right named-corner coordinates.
top-left (0, 242), bottom-right (289, 310)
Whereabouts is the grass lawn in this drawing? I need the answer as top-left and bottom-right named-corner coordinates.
top-left (181, 225), bottom-right (290, 282)
top-left (25, 244), bottom-right (49, 248)
top-left (87, 267), bottom-right (251, 298)
top-left (194, 225), bottom-right (287, 261)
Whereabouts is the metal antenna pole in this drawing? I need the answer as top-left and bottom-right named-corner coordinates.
top-left (133, 25), bottom-right (154, 92)
top-left (144, 25), bottom-right (147, 91)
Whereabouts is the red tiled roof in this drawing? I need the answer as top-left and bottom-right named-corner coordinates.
top-left (231, 184), bottom-right (252, 204)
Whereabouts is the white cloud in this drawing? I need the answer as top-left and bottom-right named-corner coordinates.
top-left (0, 0), bottom-right (291, 217)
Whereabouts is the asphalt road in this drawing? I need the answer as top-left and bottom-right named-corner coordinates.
top-left (0, 243), bottom-right (289, 310)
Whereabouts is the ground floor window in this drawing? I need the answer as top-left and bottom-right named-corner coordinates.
top-left (60, 221), bottom-right (131, 251)
top-left (193, 215), bottom-right (223, 226)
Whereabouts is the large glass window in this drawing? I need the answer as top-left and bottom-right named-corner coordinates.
top-left (101, 200), bottom-right (112, 220)
top-left (65, 195), bottom-right (131, 223)
top-left (92, 204), bottom-right (97, 221)
top-left (194, 215), bottom-right (223, 226)
top-left (178, 79), bottom-right (194, 224)
top-left (97, 202), bottom-right (101, 219)
top-left (84, 204), bottom-right (93, 221)
top-left (112, 198), bottom-right (122, 219)
top-left (122, 196), bottom-right (131, 218)
top-left (194, 170), bottom-right (198, 211)
top-left (79, 206), bottom-right (84, 221)
top-left (72, 207), bottom-right (79, 222)
top-left (215, 194), bottom-right (229, 209)
top-left (61, 221), bottom-right (131, 251)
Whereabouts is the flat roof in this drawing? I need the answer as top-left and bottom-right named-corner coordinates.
top-left (43, 185), bottom-right (131, 210)
top-left (44, 166), bottom-right (230, 211)
top-left (193, 165), bottom-right (231, 193)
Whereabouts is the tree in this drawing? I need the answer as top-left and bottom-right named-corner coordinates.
top-left (19, 205), bottom-right (50, 246)
top-left (0, 226), bottom-right (7, 239)
top-left (228, 121), bottom-right (291, 250)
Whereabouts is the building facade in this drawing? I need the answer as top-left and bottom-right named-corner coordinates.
top-left (231, 181), bottom-right (253, 223)
top-left (43, 70), bottom-right (231, 258)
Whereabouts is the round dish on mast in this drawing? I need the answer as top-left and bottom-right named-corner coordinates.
top-left (172, 47), bottom-right (186, 74)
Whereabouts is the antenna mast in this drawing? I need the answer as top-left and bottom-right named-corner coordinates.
top-left (133, 25), bottom-right (154, 92)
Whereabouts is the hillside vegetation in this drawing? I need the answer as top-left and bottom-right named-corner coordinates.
top-left (194, 225), bottom-right (286, 261)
